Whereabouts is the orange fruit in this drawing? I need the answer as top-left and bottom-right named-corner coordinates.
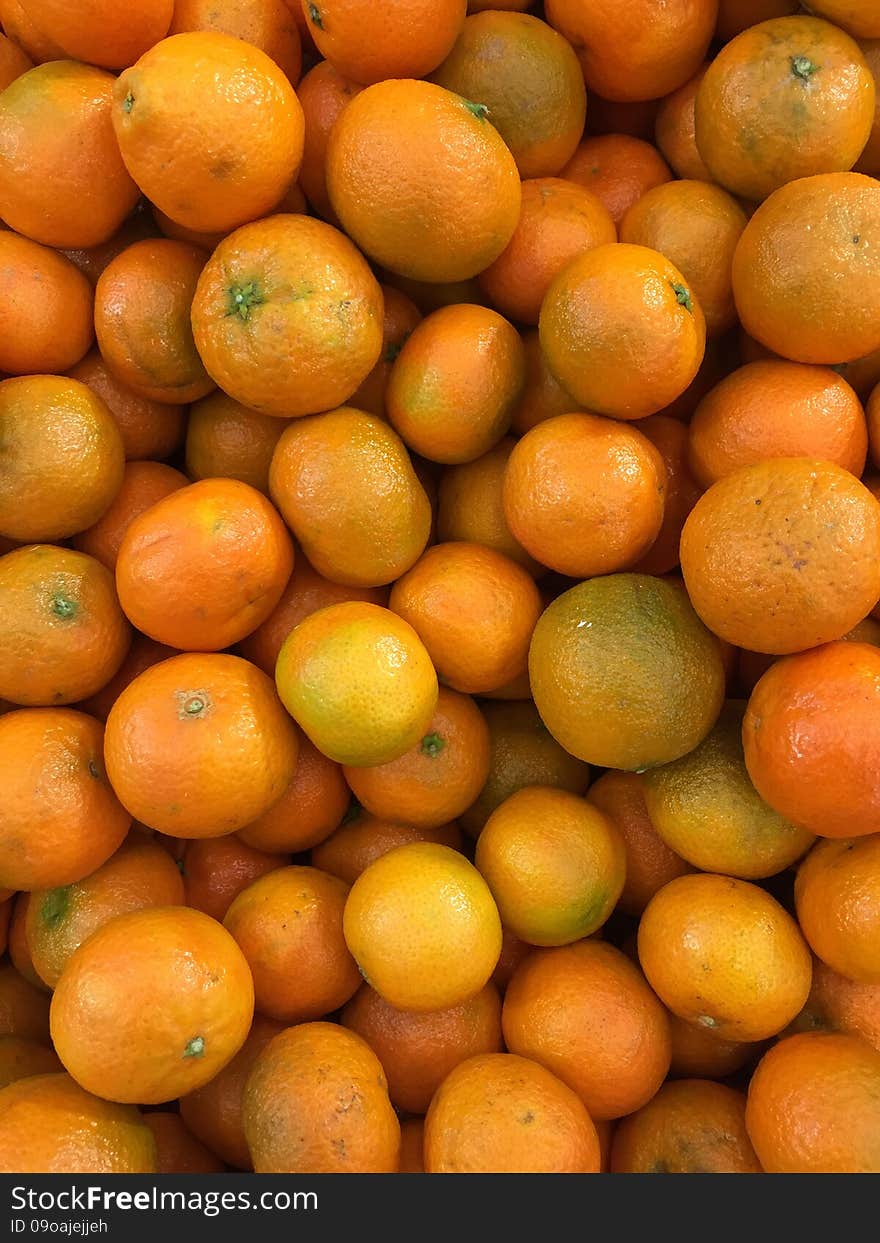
top-left (0, 62), bottom-right (139, 250)
top-left (732, 172), bottom-right (880, 364)
top-left (510, 329), bottom-right (584, 436)
top-left (386, 304), bottom-right (525, 466)
top-left (479, 179), bottom-right (616, 327)
top-left (743, 642), bottom-right (880, 840)
top-left (610, 1080), bottom-right (762, 1173)
top-left (431, 12), bottom-right (586, 178)
top-left (243, 1021), bottom-right (400, 1172)
top-left (492, 927), bottom-right (535, 993)
top-left (688, 360), bottom-right (868, 488)
top-left (424, 1053), bottom-right (601, 1174)
top-left (476, 787), bottom-right (626, 947)
top-left (295, 60), bottom-right (363, 222)
top-left (302, 0), bottom-right (466, 84)
top-left (870, 380), bottom-right (880, 466)
top-left (0, 0), bottom-right (65, 62)
top-left (143, 1111), bottom-right (225, 1174)
top-left (60, 204), bottom-right (160, 286)
top-left (181, 835), bottom-right (287, 924)
top-left (344, 688), bottom-right (491, 830)
top-left (540, 243), bottom-right (706, 420)
top-left (503, 412), bottom-right (667, 579)
top-left (67, 349), bottom-right (185, 463)
top-left (341, 981), bottom-right (503, 1114)
top-left (529, 574), bottom-right (725, 771)
top-left (343, 842), bottom-right (502, 1012)
top-left (104, 652), bottom-right (299, 838)
top-left (169, 0), bottom-right (302, 84)
top-left (716, 0), bottom-right (799, 40)
top-left (0, 546), bottom-right (131, 708)
top-left (79, 634), bottom-right (177, 723)
top-left (224, 865), bottom-right (360, 1023)
top-left (238, 552), bottom-right (388, 677)
top-left (641, 700), bottom-right (814, 879)
top-left (436, 438), bottom-right (542, 574)
top-left (654, 67), bottom-right (713, 182)
top-left (113, 32), bottom-right (304, 234)
top-left (238, 736), bottom-right (349, 854)
top-left (695, 17), bottom-right (875, 201)
top-left (587, 94), bottom-right (661, 138)
top-left (0, 1038), bottom-right (62, 1090)
top-left (185, 392), bottom-right (286, 495)
top-left (855, 39), bottom-right (880, 176)
top-left (791, 958), bottom-right (880, 1053)
top-left (275, 602), bottom-right (438, 768)
top-left (630, 414), bottom-right (702, 575)
top-left (51, 906), bottom-right (253, 1104)
top-left (26, 836), bottom-right (185, 988)
top-left (680, 459), bottom-right (880, 654)
top-left (502, 940), bottom-right (671, 1120)
top-left (561, 134), bottom-right (672, 226)
top-left (795, 837), bottom-right (880, 984)
top-left (638, 873), bottom-right (812, 1042)
top-left (0, 232), bottom-right (94, 376)
top-left (545, 0), bottom-right (717, 102)
top-left (269, 407), bottom-right (431, 587)
top-left (0, 1074), bottom-right (157, 1174)
top-left (0, 964), bottom-right (50, 1042)
top-left (620, 180), bottom-right (747, 337)
top-left (191, 213), bottom-right (383, 418)
top-left (348, 285), bottom-right (423, 419)
top-left (667, 1014), bottom-right (757, 1080)
top-left (179, 1014), bottom-right (283, 1170)
top-left (95, 238), bottom-right (214, 405)
top-left (398, 1119), bottom-right (425, 1174)
top-left (73, 461), bottom-right (188, 571)
top-left (312, 813), bottom-right (463, 886)
top-left (746, 1032), bottom-right (880, 1172)
top-left (0, 710), bottom-right (132, 894)
top-left (789, 0), bottom-right (880, 41)
top-left (587, 770), bottom-right (692, 917)
top-left (6, 900), bottom-right (46, 994)
top-left (326, 79), bottom-right (521, 282)
top-left (19, 0), bottom-right (172, 69)
top-left (0, 33), bottom-right (32, 91)
top-left (116, 479), bottom-right (293, 651)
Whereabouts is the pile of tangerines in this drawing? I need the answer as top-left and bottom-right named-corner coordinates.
top-left (1, 0), bottom-right (880, 1177)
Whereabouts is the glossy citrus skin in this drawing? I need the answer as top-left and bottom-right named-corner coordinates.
top-left (681, 459), bottom-right (880, 654)
top-left (0, 62), bottom-right (139, 249)
top-left (789, 0), bottom-right (880, 41)
top-left (342, 981), bottom-right (503, 1114)
top-left (0, 376), bottom-right (125, 544)
top-left (343, 842), bottom-right (502, 1012)
top-left (688, 360), bottom-right (868, 487)
top-left (544, 0), bottom-right (717, 103)
top-left (732, 172), bottom-right (880, 364)
top-left (390, 543), bottom-right (542, 695)
top-left (503, 412), bottom-right (667, 579)
top-left (169, 0), bottom-right (302, 84)
top-left (790, 957), bottom-right (880, 1053)
top-left (104, 653), bottom-right (299, 838)
top-left (0, 33), bottom-right (32, 91)
top-left (180, 1014), bottom-right (283, 1170)
top-left (744, 642), bottom-right (880, 840)
top-left (540, 243), bottom-right (707, 420)
top-left (50, 906), bottom-right (254, 1105)
top-left (431, 11), bottom-right (586, 178)
top-left (0, 1038), bottom-right (62, 1090)
top-left (529, 574), bottom-right (725, 771)
top-left (716, 0), bottom-right (799, 40)
top-left (667, 1014), bottom-right (756, 1080)
top-left (0, 546), bottom-right (131, 707)
top-left (185, 393), bottom-right (285, 495)
top-left (746, 1032), bottom-right (880, 1172)
top-left (0, 1074), bottom-right (157, 1174)
top-left (610, 1079), bottom-right (762, 1173)
top-left (631, 414), bottom-right (702, 575)
top-left (349, 285), bottom-right (423, 418)
top-left (0, 708), bottom-right (131, 892)
top-left (275, 602), bottom-right (438, 768)
top-left (587, 770), bottom-right (692, 916)
top-left (642, 700), bottom-right (814, 879)
top-left (696, 17), bottom-right (875, 201)
top-left (112, 32), bottom-right (304, 234)
top-left (181, 835), bottom-right (286, 924)
top-left (638, 873), bottom-right (812, 1041)
top-left (344, 687), bottom-right (491, 830)
top-left (238, 735), bottom-right (349, 854)
top-left (502, 940), bottom-right (672, 1120)
top-left (0, 963), bottom-right (50, 1041)
top-left (0, 233), bottom-right (94, 376)
top-left (116, 478), bottom-right (294, 651)
top-left (295, 60), bottom-right (363, 222)
top-left (437, 438), bottom-right (541, 573)
top-left (326, 79), bottom-right (521, 283)
top-left (303, 0), bottom-right (465, 83)
top-left (79, 634), bottom-right (177, 724)
top-left (854, 39), bottom-right (880, 176)
top-left (224, 865), bottom-right (360, 1022)
top-left (144, 1111), bottom-right (226, 1174)
top-left (191, 214), bottom-right (383, 417)
top-left (67, 349), bottom-right (185, 462)
top-left (243, 1022), bottom-right (400, 1173)
top-left (269, 407), bottom-right (430, 587)
top-left (425, 1052), bottom-right (601, 1173)
top-left (95, 239), bottom-right (214, 405)
top-left (654, 68), bottom-right (713, 181)
top-left (312, 815), bottom-right (463, 887)
top-left (73, 461), bottom-right (187, 571)
top-left (27, 837), bottom-right (185, 988)
top-left (479, 179), bottom-right (616, 327)
top-left (19, 0), bottom-right (173, 69)
top-left (795, 836), bottom-right (880, 983)
top-left (562, 134), bottom-right (672, 227)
